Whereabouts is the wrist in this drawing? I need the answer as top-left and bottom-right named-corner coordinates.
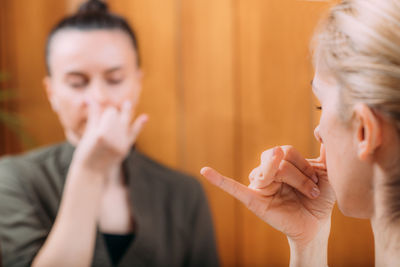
top-left (288, 218), bottom-right (331, 267)
top-left (71, 147), bottom-right (122, 176)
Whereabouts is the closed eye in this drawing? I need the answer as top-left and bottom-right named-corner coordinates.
top-left (108, 78), bottom-right (123, 85)
top-left (65, 72), bottom-right (89, 89)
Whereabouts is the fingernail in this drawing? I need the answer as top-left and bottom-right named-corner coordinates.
top-left (141, 114), bottom-right (149, 123)
top-left (312, 174), bottom-right (318, 184)
top-left (311, 186), bottom-right (320, 198)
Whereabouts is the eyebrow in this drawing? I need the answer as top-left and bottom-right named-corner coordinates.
top-left (105, 66), bottom-right (123, 74)
top-left (64, 66), bottom-right (123, 76)
top-left (65, 71), bottom-right (86, 77)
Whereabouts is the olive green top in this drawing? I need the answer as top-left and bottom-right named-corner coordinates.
top-left (0, 142), bottom-right (219, 267)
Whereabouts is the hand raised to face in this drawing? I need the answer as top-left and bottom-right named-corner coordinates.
top-left (73, 99), bottom-right (148, 172)
top-left (201, 145), bottom-right (335, 246)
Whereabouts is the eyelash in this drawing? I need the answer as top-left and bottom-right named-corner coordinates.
top-left (108, 79), bottom-right (123, 85)
top-left (70, 82), bottom-right (86, 89)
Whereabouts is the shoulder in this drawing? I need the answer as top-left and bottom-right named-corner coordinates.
top-left (128, 150), bottom-right (207, 204)
top-left (0, 142), bottom-right (71, 172)
top-left (0, 142), bottom-right (72, 190)
top-left (131, 150), bottom-right (203, 189)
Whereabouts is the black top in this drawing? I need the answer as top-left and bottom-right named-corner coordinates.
top-left (0, 142), bottom-right (219, 267)
top-left (103, 233), bottom-right (135, 266)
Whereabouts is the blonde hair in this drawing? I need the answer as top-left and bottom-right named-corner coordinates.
top-left (315, 0), bottom-right (400, 124)
top-left (314, 0), bottom-right (400, 220)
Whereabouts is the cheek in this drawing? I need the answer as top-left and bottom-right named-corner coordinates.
top-left (320, 111), bottom-right (374, 217)
top-left (318, 111), bottom-right (347, 195)
top-left (110, 80), bottom-right (141, 107)
top-left (52, 89), bottom-right (87, 131)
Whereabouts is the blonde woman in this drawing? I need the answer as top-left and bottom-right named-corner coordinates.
top-left (202, 0), bottom-right (400, 266)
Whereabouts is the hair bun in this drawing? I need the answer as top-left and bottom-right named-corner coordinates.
top-left (78, 0), bottom-right (108, 14)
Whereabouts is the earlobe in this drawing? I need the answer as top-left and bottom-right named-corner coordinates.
top-left (354, 103), bottom-right (382, 161)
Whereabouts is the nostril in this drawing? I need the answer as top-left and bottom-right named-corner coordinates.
top-left (314, 126), bottom-right (323, 143)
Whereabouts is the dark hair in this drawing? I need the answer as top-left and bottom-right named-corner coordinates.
top-left (45, 0), bottom-right (140, 74)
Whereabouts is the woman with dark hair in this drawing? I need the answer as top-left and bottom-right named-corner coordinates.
top-left (0, 1), bottom-right (219, 266)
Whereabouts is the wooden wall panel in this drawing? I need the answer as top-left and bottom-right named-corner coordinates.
top-left (235, 1), bottom-right (355, 266)
top-left (4, 0), bottom-right (66, 149)
top-left (109, 0), bottom-right (180, 168)
top-left (0, 0), bottom-right (18, 155)
top-left (179, 1), bottom-right (237, 266)
top-left (0, 0), bottom-right (376, 266)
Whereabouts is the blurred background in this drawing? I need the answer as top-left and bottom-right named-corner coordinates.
top-left (0, 0), bottom-right (374, 266)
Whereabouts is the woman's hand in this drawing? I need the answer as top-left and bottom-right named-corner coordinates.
top-left (201, 145), bottom-right (335, 248)
top-left (73, 100), bottom-right (148, 172)
top-left (33, 100), bottom-right (148, 267)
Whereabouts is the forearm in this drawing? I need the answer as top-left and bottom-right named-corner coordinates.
top-left (288, 218), bottom-right (331, 267)
top-left (32, 162), bottom-right (107, 267)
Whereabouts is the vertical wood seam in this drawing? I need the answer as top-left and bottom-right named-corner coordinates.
top-left (175, 0), bottom-right (186, 170)
top-left (232, 0), bottom-right (242, 266)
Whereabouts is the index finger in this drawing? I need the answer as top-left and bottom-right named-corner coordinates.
top-left (200, 167), bottom-right (255, 207)
top-left (86, 98), bottom-right (101, 127)
top-left (281, 146), bottom-right (318, 183)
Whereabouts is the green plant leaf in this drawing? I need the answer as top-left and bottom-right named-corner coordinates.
top-left (0, 111), bottom-right (35, 148)
top-left (0, 90), bottom-right (17, 101)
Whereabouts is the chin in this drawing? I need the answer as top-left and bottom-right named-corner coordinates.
top-left (337, 199), bottom-right (373, 219)
top-left (65, 130), bottom-right (82, 146)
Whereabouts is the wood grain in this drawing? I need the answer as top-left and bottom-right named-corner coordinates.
top-left (0, 0), bottom-right (375, 266)
top-left (179, 1), bottom-right (237, 265)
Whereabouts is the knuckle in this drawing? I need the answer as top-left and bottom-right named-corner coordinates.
top-left (281, 145), bottom-right (293, 152)
top-left (278, 160), bottom-right (290, 174)
top-left (302, 164), bottom-right (312, 175)
top-left (231, 183), bottom-right (240, 196)
top-left (284, 145), bottom-right (295, 157)
top-left (300, 176), bottom-right (311, 189)
top-left (261, 148), bottom-right (274, 161)
top-left (246, 196), bottom-right (257, 211)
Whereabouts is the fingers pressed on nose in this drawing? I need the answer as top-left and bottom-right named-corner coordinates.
top-left (281, 146), bottom-right (318, 183)
top-left (276, 160), bottom-right (320, 199)
top-left (121, 101), bottom-right (133, 125)
top-left (86, 99), bottom-right (101, 126)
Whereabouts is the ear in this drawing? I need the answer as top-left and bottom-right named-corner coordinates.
top-left (353, 103), bottom-right (382, 161)
top-left (43, 76), bottom-right (58, 112)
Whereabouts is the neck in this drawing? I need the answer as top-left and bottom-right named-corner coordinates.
top-left (371, 218), bottom-right (400, 267)
top-left (372, 167), bottom-right (400, 267)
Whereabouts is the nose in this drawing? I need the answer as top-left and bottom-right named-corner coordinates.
top-left (314, 125), bottom-right (323, 143)
top-left (90, 84), bottom-right (109, 107)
